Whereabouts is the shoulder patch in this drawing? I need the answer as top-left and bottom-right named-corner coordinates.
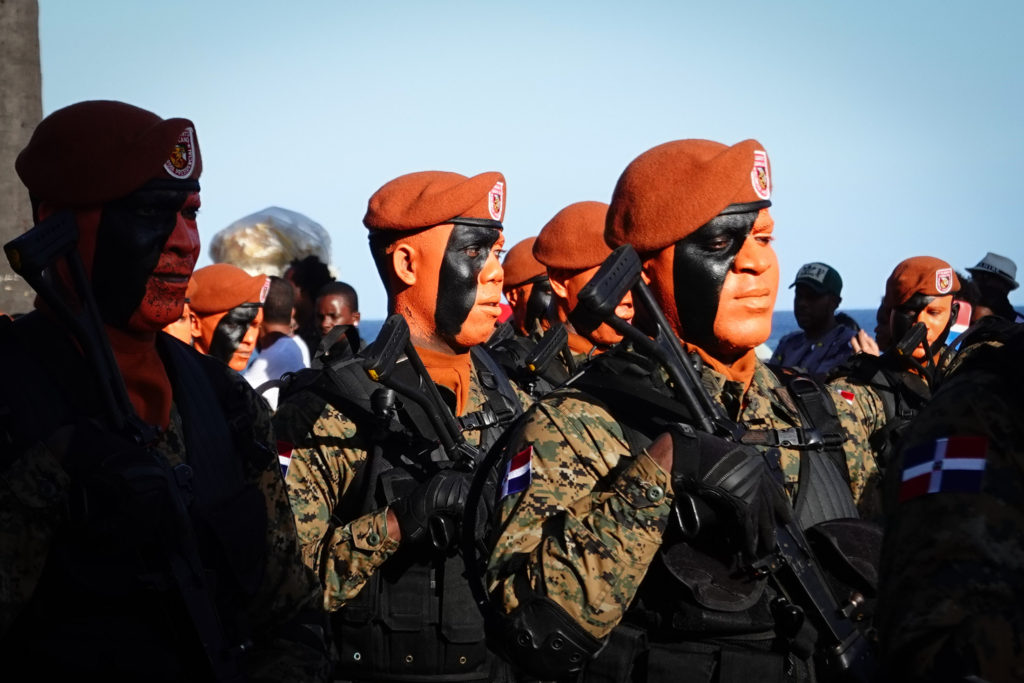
top-left (837, 388), bottom-right (855, 405)
top-left (277, 439), bottom-right (293, 478)
top-left (898, 435), bottom-right (987, 502)
top-left (501, 445), bottom-right (532, 498)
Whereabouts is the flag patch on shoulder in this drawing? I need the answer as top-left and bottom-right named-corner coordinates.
top-left (277, 440), bottom-right (293, 478)
top-left (501, 445), bottom-right (533, 498)
top-left (837, 389), bottom-right (855, 405)
top-left (899, 436), bottom-right (988, 502)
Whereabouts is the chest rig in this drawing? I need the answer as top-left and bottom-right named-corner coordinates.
top-left (0, 314), bottom-right (268, 680)
top-left (282, 341), bottom-right (522, 681)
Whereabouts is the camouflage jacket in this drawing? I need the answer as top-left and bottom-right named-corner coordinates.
top-left (275, 358), bottom-right (530, 613)
top-left (876, 327), bottom-right (1024, 682)
top-left (486, 354), bottom-right (879, 640)
top-left (0, 324), bottom-right (330, 682)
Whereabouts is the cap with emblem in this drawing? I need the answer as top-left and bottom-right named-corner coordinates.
top-left (606, 138), bottom-right (771, 253)
top-left (16, 100), bottom-right (201, 207)
top-left (534, 201), bottom-right (612, 271)
top-left (790, 262), bottom-right (843, 297)
top-left (502, 237), bottom-right (546, 293)
top-left (363, 171), bottom-right (506, 231)
top-left (966, 252), bottom-right (1018, 291)
top-left (188, 264), bottom-right (270, 315)
top-left (883, 256), bottom-right (961, 309)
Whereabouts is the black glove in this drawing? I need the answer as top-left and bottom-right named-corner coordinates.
top-left (391, 468), bottom-right (472, 548)
top-left (666, 423), bottom-right (791, 561)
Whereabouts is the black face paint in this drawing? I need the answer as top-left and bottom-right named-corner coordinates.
top-left (524, 277), bottom-right (552, 334)
top-left (92, 179), bottom-right (198, 327)
top-left (671, 211), bottom-right (758, 350)
top-left (891, 293), bottom-right (956, 357)
top-left (209, 303), bottom-right (260, 363)
top-left (435, 223), bottom-right (501, 339)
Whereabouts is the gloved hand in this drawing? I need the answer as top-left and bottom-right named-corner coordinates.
top-left (390, 468), bottom-right (473, 548)
top-left (664, 423), bottom-right (791, 561)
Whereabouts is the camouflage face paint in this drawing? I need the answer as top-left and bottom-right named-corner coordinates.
top-left (435, 223), bottom-right (502, 343)
top-left (672, 211), bottom-right (758, 352)
top-left (93, 184), bottom-right (195, 327)
top-left (209, 303), bottom-right (260, 365)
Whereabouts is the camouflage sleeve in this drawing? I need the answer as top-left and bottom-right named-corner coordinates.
top-left (0, 441), bottom-right (69, 636)
top-left (275, 394), bottom-right (399, 613)
top-left (876, 370), bottom-right (1024, 682)
top-left (826, 377), bottom-right (886, 518)
top-left (486, 390), bottom-right (673, 639)
top-left (229, 375), bottom-right (333, 683)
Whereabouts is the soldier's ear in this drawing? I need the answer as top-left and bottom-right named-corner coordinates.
top-left (504, 287), bottom-right (521, 308)
top-left (547, 274), bottom-right (570, 300)
top-left (392, 242), bottom-right (418, 286)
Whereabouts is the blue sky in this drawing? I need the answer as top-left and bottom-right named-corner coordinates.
top-left (38, 0), bottom-right (1024, 316)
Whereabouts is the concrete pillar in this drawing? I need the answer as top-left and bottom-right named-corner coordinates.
top-left (0, 0), bottom-right (42, 315)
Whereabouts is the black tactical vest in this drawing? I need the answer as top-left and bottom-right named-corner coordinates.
top-left (562, 348), bottom-right (876, 683)
top-left (0, 314), bottom-right (269, 680)
top-left (279, 343), bottom-right (522, 681)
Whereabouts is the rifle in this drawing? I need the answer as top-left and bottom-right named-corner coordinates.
top-left (570, 244), bottom-right (877, 681)
top-left (4, 213), bottom-right (245, 682)
top-left (359, 313), bottom-right (481, 547)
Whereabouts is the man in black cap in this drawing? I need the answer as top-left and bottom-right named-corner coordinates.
top-left (770, 261), bottom-right (857, 377)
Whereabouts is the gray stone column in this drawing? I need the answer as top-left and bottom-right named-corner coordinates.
top-left (0, 0), bottom-right (42, 315)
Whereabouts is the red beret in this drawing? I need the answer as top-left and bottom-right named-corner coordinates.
top-left (606, 139), bottom-right (771, 253)
top-left (883, 256), bottom-right (960, 308)
top-left (363, 171), bottom-right (506, 231)
top-left (502, 237), bottom-right (546, 292)
top-left (534, 201), bottom-right (612, 271)
top-left (16, 100), bottom-right (201, 207)
top-left (188, 264), bottom-right (269, 315)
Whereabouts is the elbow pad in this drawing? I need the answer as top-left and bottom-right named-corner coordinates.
top-left (495, 593), bottom-right (605, 679)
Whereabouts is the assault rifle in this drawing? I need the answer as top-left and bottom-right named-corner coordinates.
top-left (569, 244), bottom-right (877, 681)
top-left (4, 212), bottom-right (245, 682)
top-left (359, 313), bottom-right (481, 548)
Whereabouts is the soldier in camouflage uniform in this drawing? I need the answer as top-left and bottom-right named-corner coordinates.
top-left (828, 256), bottom-right (962, 518)
top-left (274, 170), bottom-right (528, 681)
top-left (485, 139), bottom-right (881, 682)
top-left (500, 235), bottom-right (552, 339)
top-left (876, 320), bottom-right (1024, 682)
top-left (488, 202), bottom-right (636, 399)
top-left (0, 100), bottom-right (331, 681)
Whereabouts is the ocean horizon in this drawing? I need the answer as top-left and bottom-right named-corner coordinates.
top-left (356, 308), bottom-right (881, 356)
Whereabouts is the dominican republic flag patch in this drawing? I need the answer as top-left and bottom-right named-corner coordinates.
top-left (899, 436), bottom-right (988, 502)
top-left (502, 446), bottom-right (533, 498)
top-left (277, 440), bottom-right (293, 478)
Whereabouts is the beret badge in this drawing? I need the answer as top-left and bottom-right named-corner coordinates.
top-left (751, 149), bottom-right (771, 200)
top-left (164, 126), bottom-right (197, 179)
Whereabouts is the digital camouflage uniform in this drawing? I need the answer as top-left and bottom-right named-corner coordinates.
top-left (0, 327), bottom-right (330, 682)
top-left (876, 326), bottom-right (1024, 682)
top-left (277, 360), bottom-right (529, 611)
top-left (487, 356), bottom-right (879, 642)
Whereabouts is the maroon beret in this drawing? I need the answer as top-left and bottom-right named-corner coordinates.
top-left (606, 139), bottom-right (771, 253)
top-left (16, 100), bottom-right (201, 207)
top-left (883, 256), bottom-right (960, 309)
top-left (534, 201), bottom-right (612, 271)
top-left (363, 170), bottom-right (506, 231)
top-left (188, 264), bottom-right (269, 315)
top-left (502, 237), bottom-right (546, 292)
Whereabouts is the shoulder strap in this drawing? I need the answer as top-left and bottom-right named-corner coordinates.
top-left (766, 364), bottom-right (859, 528)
